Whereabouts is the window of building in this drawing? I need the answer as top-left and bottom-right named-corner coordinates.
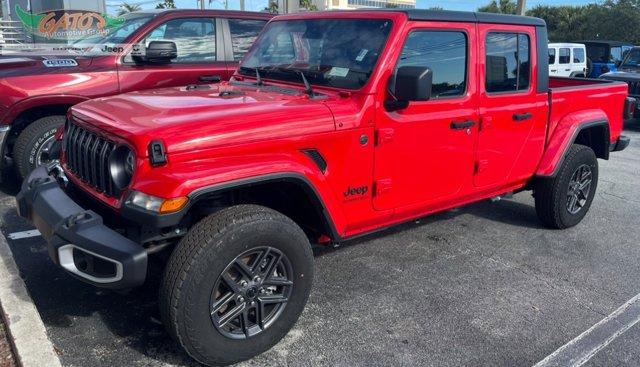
top-left (485, 32), bottom-right (530, 93)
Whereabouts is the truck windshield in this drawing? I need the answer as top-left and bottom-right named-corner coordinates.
top-left (239, 19), bottom-right (392, 90)
top-left (622, 49), bottom-right (640, 68)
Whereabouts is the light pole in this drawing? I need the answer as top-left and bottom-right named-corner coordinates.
top-left (516, 0), bottom-right (526, 15)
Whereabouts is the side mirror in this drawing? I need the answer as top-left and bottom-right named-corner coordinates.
top-left (144, 41), bottom-right (177, 64)
top-left (385, 66), bottom-right (433, 112)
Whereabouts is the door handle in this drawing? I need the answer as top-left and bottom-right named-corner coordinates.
top-left (450, 120), bottom-right (476, 130)
top-left (199, 75), bottom-right (221, 83)
top-left (513, 112), bottom-right (533, 122)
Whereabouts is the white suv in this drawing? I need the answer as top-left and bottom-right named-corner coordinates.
top-left (549, 43), bottom-right (588, 77)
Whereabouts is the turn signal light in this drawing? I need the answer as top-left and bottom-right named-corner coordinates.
top-left (159, 197), bottom-right (189, 214)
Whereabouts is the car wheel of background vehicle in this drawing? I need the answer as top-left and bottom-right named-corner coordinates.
top-left (534, 144), bottom-right (598, 229)
top-left (159, 205), bottom-right (314, 366)
top-left (14, 115), bottom-right (64, 180)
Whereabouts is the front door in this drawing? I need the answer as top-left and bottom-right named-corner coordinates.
top-left (118, 17), bottom-right (230, 93)
top-left (475, 24), bottom-right (545, 188)
top-left (373, 23), bottom-right (478, 211)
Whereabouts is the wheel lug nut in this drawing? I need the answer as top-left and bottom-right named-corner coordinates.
top-left (254, 276), bottom-right (261, 282)
top-left (260, 288), bottom-right (266, 294)
top-left (240, 280), bottom-right (248, 287)
top-left (250, 301), bottom-right (255, 306)
top-left (238, 296), bottom-right (245, 303)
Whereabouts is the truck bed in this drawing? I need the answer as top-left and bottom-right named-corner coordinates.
top-left (548, 77), bottom-right (629, 143)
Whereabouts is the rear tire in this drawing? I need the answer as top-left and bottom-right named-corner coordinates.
top-left (14, 115), bottom-right (64, 179)
top-left (159, 205), bottom-right (314, 366)
top-left (534, 144), bottom-right (598, 229)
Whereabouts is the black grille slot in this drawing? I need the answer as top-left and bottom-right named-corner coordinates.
top-left (629, 81), bottom-right (640, 97)
top-left (64, 120), bottom-right (118, 197)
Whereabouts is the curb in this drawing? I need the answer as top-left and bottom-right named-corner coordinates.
top-left (0, 232), bottom-right (62, 367)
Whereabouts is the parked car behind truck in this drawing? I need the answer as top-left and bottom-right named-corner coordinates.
top-left (18, 10), bottom-right (633, 366)
top-left (601, 46), bottom-right (640, 117)
top-left (581, 40), bottom-right (634, 77)
top-left (0, 9), bottom-right (272, 179)
top-left (548, 43), bottom-right (587, 77)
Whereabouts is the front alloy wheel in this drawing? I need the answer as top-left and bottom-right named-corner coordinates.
top-left (211, 246), bottom-right (293, 339)
top-left (160, 205), bottom-right (314, 366)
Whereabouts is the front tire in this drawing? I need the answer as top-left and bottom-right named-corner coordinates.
top-left (534, 144), bottom-right (599, 229)
top-left (160, 205), bottom-right (314, 366)
top-left (14, 115), bottom-right (65, 179)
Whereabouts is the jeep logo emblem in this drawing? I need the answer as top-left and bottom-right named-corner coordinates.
top-left (344, 185), bottom-right (368, 198)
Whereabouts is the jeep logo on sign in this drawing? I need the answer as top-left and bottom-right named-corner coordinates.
top-left (343, 185), bottom-right (368, 198)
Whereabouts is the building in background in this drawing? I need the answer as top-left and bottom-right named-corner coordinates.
top-left (1, 0), bottom-right (107, 45)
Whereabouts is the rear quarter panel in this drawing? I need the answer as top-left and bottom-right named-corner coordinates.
top-left (536, 78), bottom-right (628, 176)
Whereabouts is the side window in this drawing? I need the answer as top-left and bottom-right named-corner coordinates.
top-left (573, 48), bottom-right (585, 63)
top-left (559, 48), bottom-right (570, 64)
top-left (485, 32), bottom-right (530, 93)
top-left (143, 17), bottom-right (216, 63)
top-left (611, 46), bottom-right (622, 63)
top-left (548, 48), bottom-right (556, 65)
top-left (228, 19), bottom-right (267, 61)
top-left (396, 30), bottom-right (468, 99)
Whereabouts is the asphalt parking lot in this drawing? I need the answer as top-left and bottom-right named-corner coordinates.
top-left (0, 123), bottom-right (639, 367)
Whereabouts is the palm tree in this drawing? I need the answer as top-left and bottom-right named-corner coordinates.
top-left (118, 2), bottom-right (142, 16)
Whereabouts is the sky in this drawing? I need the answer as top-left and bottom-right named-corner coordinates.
top-left (105, 0), bottom-right (596, 14)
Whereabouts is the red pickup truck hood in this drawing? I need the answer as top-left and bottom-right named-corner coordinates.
top-left (72, 83), bottom-right (337, 156)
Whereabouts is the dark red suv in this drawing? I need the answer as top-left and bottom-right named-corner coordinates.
top-left (0, 9), bottom-right (272, 179)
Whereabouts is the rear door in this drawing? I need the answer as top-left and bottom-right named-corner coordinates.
top-left (475, 25), bottom-right (547, 188)
top-left (548, 47), bottom-right (558, 76)
top-left (118, 16), bottom-right (229, 93)
top-left (373, 22), bottom-right (478, 211)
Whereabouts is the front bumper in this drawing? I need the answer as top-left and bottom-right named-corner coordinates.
top-left (16, 164), bottom-right (147, 289)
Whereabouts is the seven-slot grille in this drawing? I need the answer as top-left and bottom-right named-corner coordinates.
top-left (64, 120), bottom-right (118, 197)
top-left (628, 81), bottom-right (640, 97)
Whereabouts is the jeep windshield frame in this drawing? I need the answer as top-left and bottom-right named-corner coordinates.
top-left (238, 18), bottom-right (393, 91)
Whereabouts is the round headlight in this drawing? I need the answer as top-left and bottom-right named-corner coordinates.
top-left (109, 146), bottom-right (135, 190)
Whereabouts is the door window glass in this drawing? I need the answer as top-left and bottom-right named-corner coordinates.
top-left (142, 17), bottom-right (216, 63)
top-left (611, 46), bottom-right (622, 63)
top-left (395, 31), bottom-right (468, 98)
top-left (573, 48), bottom-right (585, 63)
top-left (228, 19), bottom-right (268, 61)
top-left (559, 48), bottom-right (570, 64)
top-left (548, 48), bottom-right (556, 65)
top-left (485, 32), bottom-right (530, 93)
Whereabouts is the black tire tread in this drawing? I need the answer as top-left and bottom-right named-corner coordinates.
top-left (159, 204), bottom-right (311, 365)
top-left (14, 115), bottom-right (65, 179)
top-left (534, 144), bottom-right (597, 229)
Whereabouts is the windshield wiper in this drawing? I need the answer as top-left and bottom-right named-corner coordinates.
top-left (255, 68), bottom-right (264, 86)
top-left (298, 71), bottom-right (315, 98)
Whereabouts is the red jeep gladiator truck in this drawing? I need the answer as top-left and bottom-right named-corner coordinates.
top-left (17, 10), bottom-right (633, 366)
top-left (0, 9), bottom-right (271, 179)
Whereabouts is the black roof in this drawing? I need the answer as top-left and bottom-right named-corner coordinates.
top-left (390, 9), bottom-right (546, 27)
top-left (578, 40), bottom-right (634, 47)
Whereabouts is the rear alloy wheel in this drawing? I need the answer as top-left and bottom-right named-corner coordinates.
top-left (534, 144), bottom-right (599, 229)
top-left (160, 205), bottom-right (314, 366)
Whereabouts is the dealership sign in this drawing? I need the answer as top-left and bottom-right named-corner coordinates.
top-left (15, 5), bottom-right (124, 40)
